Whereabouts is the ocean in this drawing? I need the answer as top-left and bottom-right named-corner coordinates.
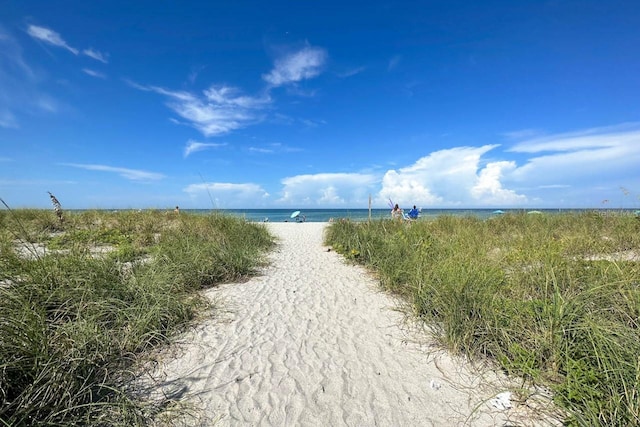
top-left (172, 208), bottom-right (627, 223)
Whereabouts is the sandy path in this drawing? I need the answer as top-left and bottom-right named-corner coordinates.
top-left (148, 223), bottom-right (553, 426)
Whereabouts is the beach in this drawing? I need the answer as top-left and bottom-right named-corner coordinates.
top-left (146, 222), bottom-right (556, 426)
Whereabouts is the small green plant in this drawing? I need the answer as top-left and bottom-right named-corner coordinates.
top-left (0, 206), bottom-right (274, 426)
top-left (325, 212), bottom-right (640, 425)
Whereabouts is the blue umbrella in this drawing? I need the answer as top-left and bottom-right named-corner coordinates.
top-left (492, 210), bottom-right (505, 214)
top-left (290, 210), bottom-right (301, 218)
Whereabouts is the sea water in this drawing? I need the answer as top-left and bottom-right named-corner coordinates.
top-left (181, 208), bottom-right (587, 223)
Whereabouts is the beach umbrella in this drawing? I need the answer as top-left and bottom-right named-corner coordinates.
top-left (527, 210), bottom-right (543, 215)
top-left (492, 210), bottom-right (505, 214)
top-left (290, 210), bottom-right (301, 218)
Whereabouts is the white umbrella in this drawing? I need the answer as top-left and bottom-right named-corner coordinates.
top-left (290, 210), bottom-right (301, 218)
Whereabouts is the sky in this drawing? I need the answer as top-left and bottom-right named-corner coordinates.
top-left (1, 0), bottom-right (640, 210)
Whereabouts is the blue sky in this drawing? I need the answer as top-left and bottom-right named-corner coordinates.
top-left (1, 1), bottom-right (639, 210)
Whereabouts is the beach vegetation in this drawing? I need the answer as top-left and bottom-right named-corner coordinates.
top-left (0, 206), bottom-right (273, 426)
top-left (325, 211), bottom-right (640, 425)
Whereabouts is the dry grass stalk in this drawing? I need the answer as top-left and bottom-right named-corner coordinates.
top-left (47, 191), bottom-right (64, 224)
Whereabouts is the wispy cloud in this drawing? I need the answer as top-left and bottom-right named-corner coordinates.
top-left (0, 110), bottom-right (18, 128)
top-left (82, 48), bottom-right (108, 63)
top-left (263, 45), bottom-right (327, 87)
top-left (128, 81), bottom-right (270, 137)
top-left (184, 139), bottom-right (227, 157)
top-left (509, 122), bottom-right (640, 153)
top-left (62, 163), bottom-right (165, 181)
top-left (507, 124), bottom-right (640, 187)
top-left (388, 55), bottom-right (401, 71)
top-left (248, 147), bottom-right (274, 154)
top-left (26, 25), bottom-right (109, 64)
top-left (0, 179), bottom-right (75, 187)
top-left (82, 68), bottom-right (106, 79)
top-left (248, 142), bottom-right (302, 154)
top-left (502, 128), bottom-right (542, 141)
top-left (1, 26), bottom-right (55, 128)
top-left (300, 118), bottom-right (326, 127)
top-left (337, 66), bottom-right (366, 78)
top-left (27, 25), bottom-right (78, 55)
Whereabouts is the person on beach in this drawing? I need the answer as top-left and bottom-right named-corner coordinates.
top-left (408, 205), bottom-right (419, 220)
top-left (174, 206), bottom-right (180, 214)
top-left (391, 203), bottom-right (403, 219)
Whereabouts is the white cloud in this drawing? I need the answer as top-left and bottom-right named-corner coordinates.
top-left (248, 147), bottom-right (274, 154)
top-left (507, 124), bottom-right (640, 185)
top-left (82, 68), bottom-right (106, 79)
top-left (184, 182), bottom-right (270, 208)
top-left (203, 86), bottom-right (269, 109)
top-left (0, 110), bottom-right (18, 128)
top-left (82, 48), bottom-right (108, 63)
top-left (379, 145), bottom-right (527, 207)
top-left (129, 81), bottom-right (270, 137)
top-left (1, 26), bottom-right (57, 128)
top-left (278, 173), bottom-right (377, 207)
top-left (388, 55), bottom-right (401, 71)
top-left (184, 140), bottom-right (226, 157)
top-left (62, 163), bottom-right (165, 181)
top-left (375, 124), bottom-right (640, 209)
top-left (509, 123), bottom-right (640, 153)
top-left (337, 66), bottom-right (366, 78)
top-left (263, 46), bottom-right (327, 87)
top-left (27, 25), bottom-right (78, 55)
top-left (470, 161), bottom-right (527, 204)
top-left (502, 128), bottom-right (542, 141)
top-left (248, 142), bottom-right (301, 154)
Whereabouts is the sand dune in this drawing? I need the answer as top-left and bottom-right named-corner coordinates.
top-left (146, 222), bottom-right (557, 426)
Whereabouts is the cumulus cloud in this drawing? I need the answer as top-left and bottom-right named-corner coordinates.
top-left (184, 139), bottom-right (227, 157)
top-left (62, 163), bottom-right (165, 181)
top-left (263, 46), bottom-right (327, 87)
top-left (376, 124), bottom-right (640, 209)
top-left (379, 145), bottom-right (527, 207)
top-left (278, 173), bottom-right (378, 207)
top-left (27, 25), bottom-right (78, 55)
top-left (470, 161), bottom-right (527, 204)
top-left (184, 182), bottom-right (270, 208)
top-left (129, 81), bottom-right (270, 137)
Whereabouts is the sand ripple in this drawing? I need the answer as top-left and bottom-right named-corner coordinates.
top-left (147, 223), bottom-right (556, 426)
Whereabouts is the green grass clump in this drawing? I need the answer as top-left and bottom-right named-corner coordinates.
top-left (325, 212), bottom-right (640, 425)
top-left (0, 208), bottom-right (273, 426)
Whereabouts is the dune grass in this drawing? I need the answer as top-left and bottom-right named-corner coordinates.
top-left (325, 212), bottom-right (640, 426)
top-left (0, 208), bottom-right (273, 426)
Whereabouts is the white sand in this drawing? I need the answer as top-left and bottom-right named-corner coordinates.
top-left (146, 222), bottom-right (557, 426)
